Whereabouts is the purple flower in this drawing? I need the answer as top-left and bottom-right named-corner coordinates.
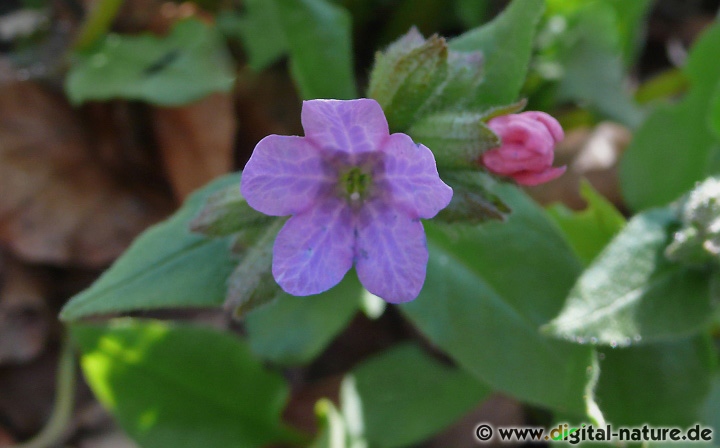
top-left (241, 99), bottom-right (452, 303)
top-left (481, 111), bottom-right (566, 186)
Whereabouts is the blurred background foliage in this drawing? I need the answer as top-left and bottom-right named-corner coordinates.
top-left (1, 0), bottom-right (720, 447)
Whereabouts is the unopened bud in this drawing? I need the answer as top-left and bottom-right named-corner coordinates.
top-left (481, 111), bottom-right (566, 186)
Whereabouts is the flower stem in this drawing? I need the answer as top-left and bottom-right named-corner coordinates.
top-left (73, 0), bottom-right (125, 51)
top-left (12, 333), bottom-right (76, 448)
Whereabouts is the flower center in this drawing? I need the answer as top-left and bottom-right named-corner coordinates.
top-left (340, 167), bottom-right (372, 202)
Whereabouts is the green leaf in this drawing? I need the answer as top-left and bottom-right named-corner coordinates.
top-left (244, 272), bottom-right (362, 365)
top-left (275, 0), bottom-right (357, 100)
top-left (217, 3), bottom-right (287, 71)
top-left (545, 0), bottom-right (652, 68)
top-left (225, 218), bottom-right (285, 316)
top-left (543, 0), bottom-right (583, 16)
top-left (422, 49), bottom-right (486, 117)
top-left (620, 100), bottom-right (717, 210)
top-left (710, 80), bottom-right (720, 141)
top-left (368, 30), bottom-right (449, 131)
top-left (621, 23), bottom-right (720, 211)
top-left (595, 335), bottom-right (716, 426)
top-left (408, 111), bottom-right (499, 169)
top-left (66, 19), bottom-right (235, 106)
top-left (349, 343), bottom-right (490, 448)
top-left (545, 208), bottom-right (715, 346)
top-left (402, 184), bottom-right (598, 414)
top-left (605, 0), bottom-right (653, 67)
top-left (72, 319), bottom-right (298, 447)
top-left (546, 180), bottom-right (626, 265)
top-left (450, 0), bottom-right (545, 107)
top-left (435, 171), bottom-right (511, 224)
top-left (189, 183), bottom-right (274, 238)
top-left (476, 98), bottom-right (528, 121)
top-left (684, 23), bottom-right (720, 101)
top-left (60, 175), bottom-right (241, 321)
top-left (554, 3), bottom-right (643, 127)
top-left (700, 372), bottom-right (720, 433)
top-left (453, 0), bottom-right (491, 29)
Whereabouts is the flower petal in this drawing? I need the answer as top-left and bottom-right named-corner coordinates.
top-left (521, 111), bottom-right (564, 143)
top-left (376, 133), bottom-right (453, 219)
top-left (241, 135), bottom-right (333, 216)
top-left (301, 99), bottom-right (389, 156)
top-left (272, 197), bottom-right (354, 296)
top-left (481, 142), bottom-right (553, 174)
top-left (355, 200), bottom-right (428, 303)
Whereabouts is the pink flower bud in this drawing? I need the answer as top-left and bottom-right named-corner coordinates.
top-left (481, 111), bottom-right (566, 186)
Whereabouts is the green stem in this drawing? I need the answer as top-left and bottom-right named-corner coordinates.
top-left (73, 0), bottom-right (125, 51)
top-left (12, 334), bottom-right (76, 448)
top-left (634, 68), bottom-right (689, 105)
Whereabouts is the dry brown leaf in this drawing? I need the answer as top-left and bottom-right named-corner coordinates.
top-left (0, 254), bottom-right (52, 365)
top-left (0, 425), bottom-right (15, 447)
top-left (149, 2), bottom-right (215, 35)
top-left (152, 92), bottom-right (236, 201)
top-left (71, 401), bottom-right (139, 448)
top-left (0, 345), bottom-right (60, 439)
top-left (281, 374), bottom-right (342, 437)
top-left (77, 431), bottom-right (139, 448)
top-left (235, 68), bottom-right (303, 166)
top-left (0, 81), bottom-right (173, 267)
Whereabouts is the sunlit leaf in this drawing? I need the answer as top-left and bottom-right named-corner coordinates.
top-left (546, 180), bottom-right (626, 265)
top-left (72, 319), bottom-right (299, 447)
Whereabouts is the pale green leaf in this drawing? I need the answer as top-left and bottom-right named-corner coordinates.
top-left (66, 19), bottom-right (235, 106)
